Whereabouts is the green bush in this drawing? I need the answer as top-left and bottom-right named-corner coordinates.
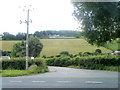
top-left (60, 51), bottom-right (69, 56)
top-left (95, 49), bottom-right (102, 54)
top-left (27, 64), bottom-right (38, 74)
top-left (83, 52), bottom-right (91, 56)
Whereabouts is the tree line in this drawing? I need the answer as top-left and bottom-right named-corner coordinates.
top-left (2, 30), bottom-right (82, 40)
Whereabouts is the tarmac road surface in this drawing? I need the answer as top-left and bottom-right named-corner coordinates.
top-left (2, 66), bottom-right (118, 88)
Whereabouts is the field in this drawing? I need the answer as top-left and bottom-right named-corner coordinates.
top-left (1, 39), bottom-right (112, 56)
top-left (1, 40), bottom-right (21, 51)
top-left (103, 40), bottom-right (118, 51)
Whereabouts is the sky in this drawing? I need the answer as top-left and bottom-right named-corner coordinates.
top-left (0, 0), bottom-right (80, 35)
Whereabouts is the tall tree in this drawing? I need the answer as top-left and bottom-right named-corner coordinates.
top-left (72, 2), bottom-right (120, 47)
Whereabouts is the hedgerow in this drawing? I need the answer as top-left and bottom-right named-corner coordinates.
top-left (46, 55), bottom-right (120, 70)
top-left (1, 57), bottom-right (48, 70)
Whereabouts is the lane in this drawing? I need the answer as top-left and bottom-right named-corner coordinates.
top-left (2, 66), bottom-right (118, 88)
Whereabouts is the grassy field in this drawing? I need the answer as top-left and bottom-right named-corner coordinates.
top-left (1, 40), bottom-right (21, 51)
top-left (1, 39), bottom-right (112, 56)
top-left (40, 39), bottom-right (112, 56)
top-left (103, 40), bottom-right (118, 51)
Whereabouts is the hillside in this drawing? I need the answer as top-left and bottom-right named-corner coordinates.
top-left (40, 39), bottom-right (111, 56)
top-left (1, 39), bottom-right (112, 56)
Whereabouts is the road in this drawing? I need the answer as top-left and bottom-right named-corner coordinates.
top-left (2, 66), bottom-right (118, 88)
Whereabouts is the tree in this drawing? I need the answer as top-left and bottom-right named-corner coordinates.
top-left (15, 33), bottom-right (26, 40)
top-left (2, 32), bottom-right (15, 40)
top-left (11, 41), bottom-right (26, 57)
top-left (28, 36), bottom-right (43, 57)
top-left (72, 2), bottom-right (120, 47)
top-left (11, 36), bottom-right (43, 57)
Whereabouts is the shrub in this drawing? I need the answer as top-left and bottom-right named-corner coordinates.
top-left (60, 51), bottom-right (69, 56)
top-left (42, 55), bottom-right (46, 58)
top-left (27, 64), bottom-right (38, 73)
top-left (78, 52), bottom-right (83, 56)
top-left (83, 52), bottom-right (91, 56)
top-left (1, 50), bottom-right (11, 56)
top-left (95, 49), bottom-right (102, 54)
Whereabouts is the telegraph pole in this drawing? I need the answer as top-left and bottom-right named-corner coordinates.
top-left (20, 5), bottom-right (33, 69)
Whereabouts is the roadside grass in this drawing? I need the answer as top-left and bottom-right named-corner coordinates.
top-left (0, 63), bottom-right (49, 77)
top-left (68, 66), bottom-right (119, 71)
top-left (0, 69), bottom-right (49, 77)
top-left (1, 70), bottom-right (29, 77)
top-left (1, 39), bottom-right (112, 56)
top-left (0, 65), bottom-right (118, 77)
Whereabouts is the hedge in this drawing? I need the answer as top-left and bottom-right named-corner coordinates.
top-left (1, 55), bottom-right (119, 71)
top-left (46, 55), bottom-right (120, 70)
top-left (1, 57), bottom-right (48, 70)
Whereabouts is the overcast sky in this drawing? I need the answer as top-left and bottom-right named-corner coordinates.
top-left (0, 0), bottom-right (80, 35)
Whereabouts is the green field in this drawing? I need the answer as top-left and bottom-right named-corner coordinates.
top-left (1, 39), bottom-right (112, 56)
top-left (1, 40), bottom-right (21, 51)
top-left (103, 40), bottom-right (118, 51)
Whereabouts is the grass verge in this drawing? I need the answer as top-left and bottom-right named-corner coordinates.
top-left (0, 69), bottom-right (49, 77)
top-left (68, 66), bottom-right (119, 72)
top-left (0, 65), bottom-right (49, 77)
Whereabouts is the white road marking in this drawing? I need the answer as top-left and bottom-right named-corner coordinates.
top-left (10, 81), bottom-right (22, 83)
top-left (85, 81), bottom-right (103, 84)
top-left (56, 81), bottom-right (72, 83)
top-left (32, 81), bottom-right (46, 83)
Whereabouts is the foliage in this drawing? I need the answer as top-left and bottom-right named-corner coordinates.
top-left (11, 36), bottom-right (43, 57)
top-left (11, 41), bottom-right (26, 57)
top-left (2, 32), bottom-right (16, 40)
top-left (46, 55), bottom-right (120, 71)
top-left (95, 49), bottom-right (102, 54)
top-left (72, 2), bottom-right (120, 46)
top-left (28, 36), bottom-right (43, 57)
top-left (27, 64), bottom-right (38, 74)
top-left (1, 50), bottom-right (11, 56)
top-left (60, 51), bottom-right (69, 56)
top-left (15, 33), bottom-right (26, 40)
top-left (82, 52), bottom-right (91, 56)
top-left (2, 32), bottom-right (26, 40)
top-left (2, 65), bottom-right (48, 77)
top-left (1, 57), bottom-right (48, 70)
